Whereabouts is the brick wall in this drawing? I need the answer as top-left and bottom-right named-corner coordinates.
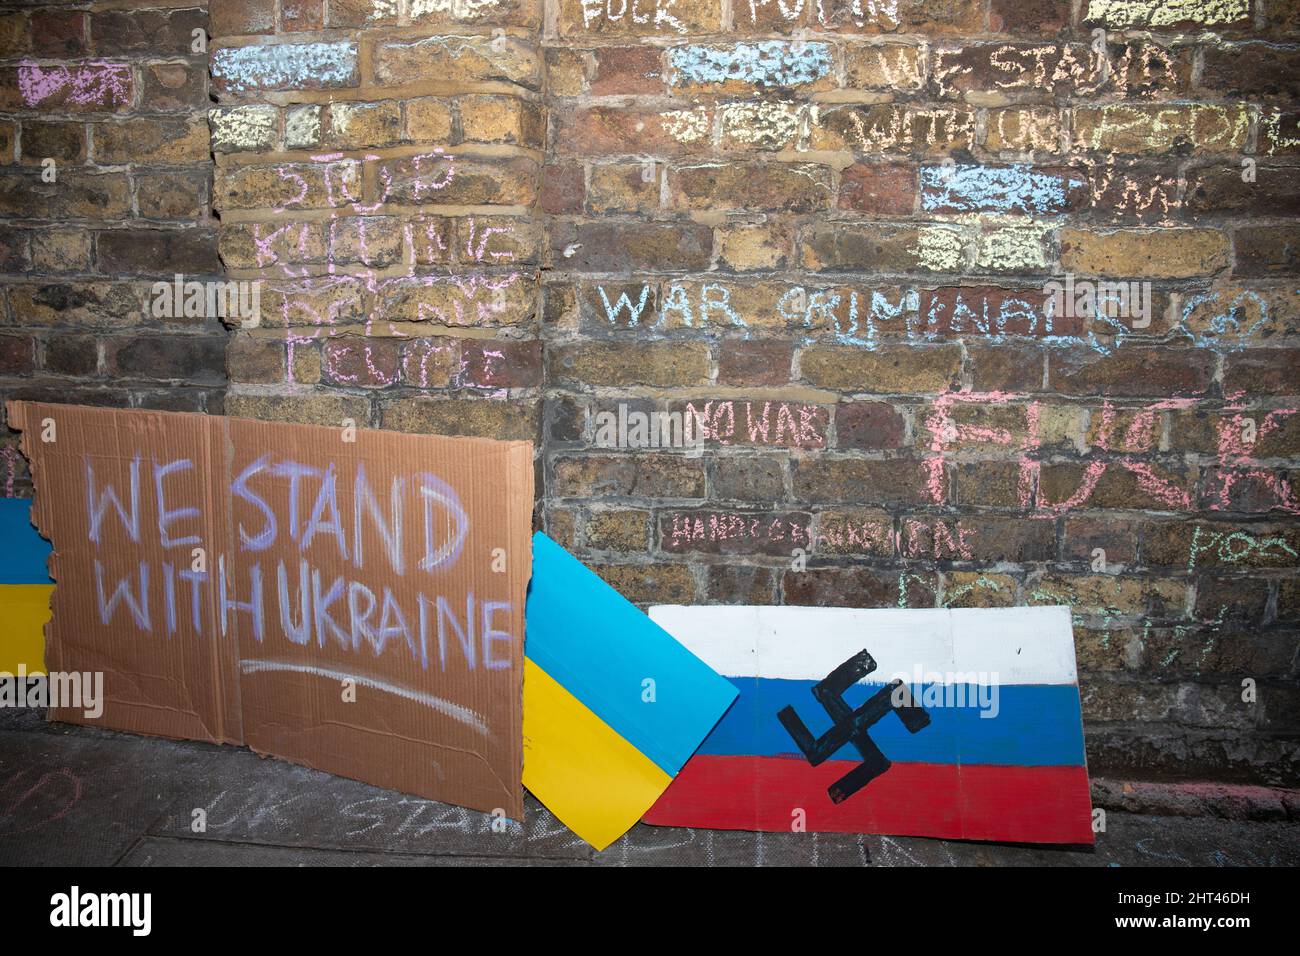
top-left (6, 0), bottom-right (1300, 785)
top-left (208, 0), bottom-right (544, 449)
top-left (537, 0), bottom-right (1299, 786)
top-left (0, 1), bottom-right (224, 495)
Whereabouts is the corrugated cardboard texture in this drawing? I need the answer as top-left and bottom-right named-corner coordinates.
top-left (8, 401), bottom-right (531, 819)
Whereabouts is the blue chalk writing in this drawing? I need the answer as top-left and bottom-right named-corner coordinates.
top-left (669, 41), bottom-right (832, 87)
top-left (920, 164), bottom-right (1071, 215)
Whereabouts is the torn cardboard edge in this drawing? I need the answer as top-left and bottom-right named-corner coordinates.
top-left (9, 400), bottom-right (533, 819)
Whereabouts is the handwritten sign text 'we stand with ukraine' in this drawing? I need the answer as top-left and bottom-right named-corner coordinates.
top-left (9, 401), bottom-right (533, 818)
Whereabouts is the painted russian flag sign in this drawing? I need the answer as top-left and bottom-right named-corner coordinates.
top-left (522, 534), bottom-right (737, 850)
top-left (643, 605), bottom-right (1094, 845)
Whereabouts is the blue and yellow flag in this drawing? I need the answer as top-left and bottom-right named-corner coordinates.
top-left (522, 533), bottom-right (737, 850)
top-left (0, 497), bottom-right (53, 674)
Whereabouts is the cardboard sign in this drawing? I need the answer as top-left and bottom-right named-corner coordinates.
top-left (522, 534), bottom-right (737, 850)
top-left (8, 401), bottom-right (533, 818)
top-left (643, 605), bottom-right (1094, 845)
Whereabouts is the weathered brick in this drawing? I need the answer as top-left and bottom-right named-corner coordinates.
top-left (711, 455), bottom-right (786, 500)
top-left (136, 170), bottom-right (207, 220)
top-left (801, 344), bottom-right (962, 393)
top-left (545, 47), bottom-right (587, 96)
top-left (952, 461), bottom-right (1023, 508)
top-left (459, 95), bottom-right (544, 146)
top-left (212, 41), bottom-right (358, 94)
top-left (92, 8), bottom-right (207, 55)
top-left (549, 342), bottom-right (709, 387)
top-left (812, 104), bottom-right (976, 155)
top-left (97, 228), bottom-right (220, 276)
top-left (1050, 347), bottom-right (1215, 396)
top-left (328, 100), bottom-right (402, 149)
top-left (1185, 164), bottom-right (1300, 219)
top-left (990, 0), bottom-right (1069, 33)
top-left (320, 337), bottom-right (402, 388)
top-left (0, 334), bottom-right (35, 375)
top-left (707, 564), bottom-right (777, 604)
top-left (280, 0), bottom-right (324, 31)
top-left (715, 221), bottom-right (792, 270)
top-left (226, 335), bottom-right (287, 383)
top-left (813, 0), bottom-right (984, 35)
top-left (3, 61), bottom-right (133, 112)
top-left (539, 162), bottom-right (584, 214)
top-left (1063, 516), bottom-right (1139, 566)
top-left (94, 115), bottom-right (208, 164)
top-left (382, 397), bottom-right (540, 440)
top-left (20, 122), bottom-right (85, 164)
top-left (209, 0), bottom-right (274, 36)
top-left (835, 401), bottom-right (906, 449)
top-left (1200, 42), bottom-right (1300, 100)
top-left (42, 333), bottom-right (98, 376)
top-left (559, 0), bottom-right (722, 36)
top-left (716, 340), bottom-right (792, 386)
top-left (587, 162), bottom-right (660, 214)
top-left (784, 566), bottom-right (936, 610)
top-left (140, 61), bottom-right (207, 112)
top-left (377, 156), bottom-right (537, 206)
top-left (586, 508), bottom-right (650, 551)
top-left (667, 41), bottom-right (834, 93)
top-left (793, 458), bottom-right (934, 506)
top-left (984, 107), bottom-right (1063, 153)
top-left (0, 229), bottom-right (31, 272)
top-left (552, 454), bottom-right (706, 499)
top-left (931, 43), bottom-right (1105, 100)
top-left (1233, 224), bottom-right (1300, 277)
top-left (1082, 0), bottom-right (1251, 30)
top-left (1029, 572), bottom-right (1187, 619)
top-left (1039, 460), bottom-right (1195, 511)
top-left (225, 392), bottom-right (371, 427)
top-left (1222, 349), bottom-right (1300, 395)
top-left (668, 162), bottom-right (832, 212)
top-left (800, 222), bottom-right (961, 272)
top-left (106, 334), bottom-right (226, 382)
top-left (844, 42), bottom-right (924, 90)
top-left (838, 163), bottom-right (916, 215)
top-left (549, 220), bottom-right (712, 271)
top-left (1059, 228), bottom-right (1231, 279)
top-left (553, 105), bottom-right (713, 156)
top-left (374, 36), bottom-right (539, 89)
top-left (592, 562), bottom-right (696, 605)
top-left (1073, 104), bottom-right (1250, 153)
top-left (209, 106), bottom-right (277, 153)
top-left (7, 282), bottom-right (145, 328)
top-left (662, 509), bottom-right (811, 556)
top-left (379, 274), bottom-right (535, 327)
top-left (591, 46), bottom-right (661, 94)
top-left (0, 170), bottom-right (132, 221)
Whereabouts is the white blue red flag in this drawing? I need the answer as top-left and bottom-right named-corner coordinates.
top-left (643, 605), bottom-right (1094, 845)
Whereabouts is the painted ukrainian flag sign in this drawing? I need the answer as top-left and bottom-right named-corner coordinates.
top-left (0, 497), bottom-right (53, 674)
top-left (643, 605), bottom-right (1094, 845)
top-left (522, 533), bottom-right (738, 851)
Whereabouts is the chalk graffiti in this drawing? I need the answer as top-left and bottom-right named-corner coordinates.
top-left (17, 60), bottom-right (131, 109)
top-left (669, 41), bottom-right (832, 87)
top-left (211, 42), bottom-right (358, 93)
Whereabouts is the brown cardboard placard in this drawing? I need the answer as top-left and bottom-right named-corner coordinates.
top-left (8, 401), bottom-right (532, 818)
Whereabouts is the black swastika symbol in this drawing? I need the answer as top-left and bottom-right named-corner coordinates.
top-left (777, 648), bottom-right (931, 804)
